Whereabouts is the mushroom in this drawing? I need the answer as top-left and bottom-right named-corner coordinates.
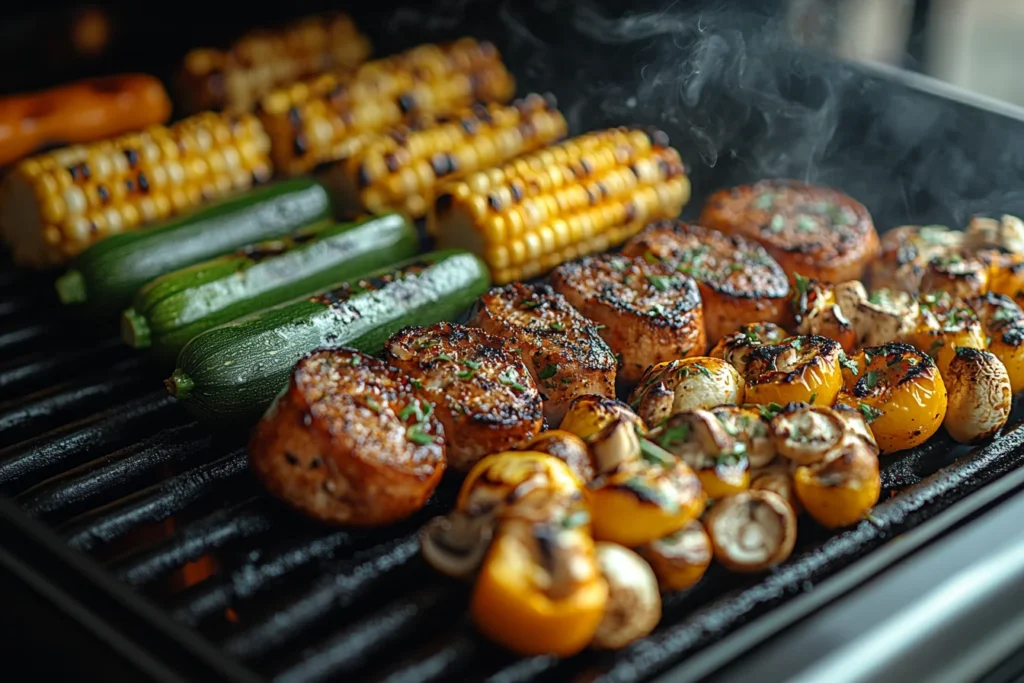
top-left (708, 322), bottom-right (788, 376)
top-left (750, 463), bottom-right (802, 514)
top-left (420, 511), bottom-right (495, 579)
top-left (651, 410), bottom-right (750, 500)
top-left (964, 214), bottom-right (1024, 255)
top-left (560, 394), bottom-right (646, 442)
top-left (589, 415), bottom-right (643, 475)
top-left (591, 543), bottom-right (662, 649)
top-left (769, 405), bottom-right (847, 465)
top-left (637, 520), bottom-right (713, 591)
top-left (840, 285), bottom-right (919, 349)
top-left (831, 401), bottom-right (880, 453)
top-left (629, 357), bottom-right (745, 428)
top-left (710, 405), bottom-right (777, 469)
top-left (920, 253), bottom-right (990, 300)
top-left (523, 430), bottom-right (596, 482)
top-left (793, 434), bottom-right (881, 528)
top-left (705, 490), bottom-right (798, 573)
top-left (943, 347), bottom-right (1012, 444)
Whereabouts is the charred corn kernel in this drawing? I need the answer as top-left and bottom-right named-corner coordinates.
top-left (0, 111), bottom-right (272, 267)
top-left (742, 335), bottom-right (844, 407)
top-left (910, 292), bottom-right (986, 376)
top-left (966, 292), bottom-right (1024, 393)
top-left (629, 357), bottom-right (745, 429)
top-left (177, 13), bottom-right (371, 114)
top-left (586, 456), bottom-right (706, 547)
top-left (260, 38), bottom-right (515, 176)
top-left (794, 435), bottom-right (881, 528)
top-left (840, 342), bottom-right (946, 454)
top-left (637, 521), bottom-right (712, 591)
top-left (649, 410), bottom-right (750, 500)
top-left (560, 394), bottom-right (647, 444)
top-left (522, 430), bottom-right (595, 483)
top-left (791, 275), bottom-right (857, 353)
top-left (324, 95), bottom-right (567, 219)
top-left (709, 322), bottom-right (788, 376)
top-left (458, 451), bottom-right (583, 521)
top-left (431, 127), bottom-right (691, 284)
top-left (471, 517), bottom-right (607, 657)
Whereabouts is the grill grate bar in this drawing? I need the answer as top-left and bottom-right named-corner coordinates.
top-left (168, 490), bottom-right (455, 626)
top-left (0, 359), bottom-right (151, 449)
top-left (0, 336), bottom-right (133, 401)
top-left (0, 297), bottom-right (32, 320)
top-left (14, 423), bottom-right (214, 522)
top-left (0, 321), bottom-right (62, 356)
top-left (271, 586), bottom-right (464, 683)
top-left (59, 450), bottom-right (250, 552)
top-left (376, 631), bottom-right (481, 683)
top-left (0, 391), bottom-right (180, 495)
top-left (110, 499), bottom-right (275, 585)
top-left (222, 534), bottom-right (423, 660)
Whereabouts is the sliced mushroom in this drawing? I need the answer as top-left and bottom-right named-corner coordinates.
top-left (845, 287), bottom-right (920, 349)
top-left (705, 490), bottom-right (797, 573)
top-left (964, 214), bottom-right (1024, 255)
top-left (589, 416), bottom-right (643, 475)
top-left (943, 347), bottom-right (1012, 444)
top-left (637, 520), bottom-right (713, 591)
top-left (420, 511), bottom-right (495, 579)
top-left (709, 322), bottom-right (788, 376)
top-left (769, 405), bottom-right (847, 465)
top-left (750, 463), bottom-right (801, 514)
top-left (629, 357), bottom-right (745, 428)
top-left (792, 278), bottom-right (857, 352)
top-left (831, 402), bottom-right (880, 453)
top-left (591, 543), bottom-right (662, 649)
top-left (920, 253), bottom-right (989, 300)
top-left (651, 410), bottom-right (750, 499)
top-left (710, 405), bottom-right (776, 469)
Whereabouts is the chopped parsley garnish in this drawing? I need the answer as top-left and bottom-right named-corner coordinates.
top-left (794, 273), bottom-right (811, 300)
top-left (796, 215), bottom-right (817, 232)
top-left (459, 359), bottom-right (482, 369)
top-left (867, 290), bottom-right (885, 305)
top-left (640, 439), bottom-right (676, 467)
top-left (456, 368), bottom-right (477, 380)
top-left (549, 322), bottom-right (565, 331)
top-left (768, 214), bottom-right (786, 233)
top-left (858, 402), bottom-right (884, 424)
top-left (994, 306), bottom-right (1020, 324)
top-left (743, 328), bottom-right (760, 344)
top-left (519, 299), bottom-right (543, 310)
top-left (406, 422), bottom-right (435, 445)
top-left (398, 400), bottom-right (430, 422)
top-left (789, 336), bottom-right (804, 351)
top-left (623, 476), bottom-right (678, 514)
top-left (715, 413), bottom-right (740, 435)
top-left (757, 402), bottom-right (785, 421)
top-left (808, 392), bottom-right (817, 405)
top-left (610, 259), bottom-right (627, 273)
top-left (646, 274), bottom-right (674, 292)
top-left (655, 422), bottom-right (690, 449)
top-left (365, 398), bottom-right (382, 413)
top-left (433, 353), bottom-right (453, 363)
top-left (410, 379), bottom-right (423, 389)
top-left (752, 193), bottom-right (776, 210)
top-left (727, 262), bottom-right (745, 273)
top-left (839, 352), bottom-right (859, 374)
top-left (716, 442), bottom-right (747, 468)
top-left (499, 371), bottom-right (528, 392)
top-left (861, 370), bottom-right (881, 391)
top-left (538, 364), bottom-right (558, 380)
top-left (561, 510), bottom-right (591, 529)
top-left (643, 251), bottom-right (662, 264)
top-left (417, 339), bottom-right (438, 349)
top-left (349, 355), bottom-right (361, 365)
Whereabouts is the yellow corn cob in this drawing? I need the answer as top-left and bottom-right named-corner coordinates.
top-left (0, 111), bottom-right (272, 268)
top-left (324, 93), bottom-right (567, 219)
top-left (429, 127), bottom-right (691, 284)
top-left (259, 38), bottom-right (516, 177)
top-left (177, 13), bottom-right (372, 114)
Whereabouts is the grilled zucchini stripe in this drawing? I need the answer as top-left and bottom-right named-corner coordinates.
top-left (430, 127), bottom-right (690, 284)
top-left (0, 111), bottom-right (273, 268)
top-left (324, 94), bottom-right (567, 219)
top-left (259, 38), bottom-right (515, 176)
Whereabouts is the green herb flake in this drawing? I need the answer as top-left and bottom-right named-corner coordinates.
top-left (640, 439), bottom-right (676, 467)
top-left (752, 193), bottom-right (776, 210)
top-left (727, 262), bottom-right (745, 273)
top-left (643, 251), bottom-right (662, 265)
top-left (417, 339), bottom-right (438, 350)
top-left (794, 272), bottom-right (811, 299)
top-left (538, 364), bottom-right (558, 380)
top-left (994, 306), bottom-right (1020, 324)
top-left (789, 336), bottom-right (804, 351)
top-left (646, 274), bottom-right (674, 292)
top-left (520, 299), bottom-right (543, 310)
top-left (456, 368), bottom-right (477, 380)
top-left (398, 402), bottom-right (421, 422)
top-left (349, 355), bottom-right (361, 366)
top-left (715, 413), bottom-right (740, 436)
top-left (694, 362), bottom-right (713, 379)
top-left (624, 476), bottom-right (679, 514)
top-left (406, 422), bottom-right (435, 445)
top-left (808, 392), bottom-right (817, 405)
top-left (499, 372), bottom-right (528, 392)
top-left (757, 402), bottom-right (785, 421)
top-left (433, 353), bottom-right (453, 363)
top-left (655, 423), bottom-right (691, 449)
top-left (742, 328), bottom-right (760, 344)
top-left (858, 402), bottom-right (884, 424)
top-left (861, 370), bottom-right (881, 391)
top-left (410, 379), bottom-right (423, 389)
top-left (796, 215), bottom-right (817, 232)
top-left (839, 352), bottom-right (859, 374)
top-left (610, 259), bottom-right (627, 273)
top-left (768, 214), bottom-right (786, 233)
top-left (365, 398), bottom-right (382, 414)
top-left (561, 509), bottom-right (591, 529)
top-left (549, 322), bottom-right (565, 331)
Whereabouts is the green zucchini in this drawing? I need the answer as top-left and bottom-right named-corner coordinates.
top-left (55, 178), bottom-right (332, 316)
top-left (166, 249), bottom-right (490, 423)
top-left (121, 213), bottom-right (418, 365)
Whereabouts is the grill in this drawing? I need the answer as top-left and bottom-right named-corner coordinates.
top-left (5, 2), bottom-right (1024, 681)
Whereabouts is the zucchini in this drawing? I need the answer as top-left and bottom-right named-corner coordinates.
top-left (121, 213), bottom-right (417, 365)
top-left (166, 249), bottom-right (490, 423)
top-left (55, 178), bottom-right (332, 316)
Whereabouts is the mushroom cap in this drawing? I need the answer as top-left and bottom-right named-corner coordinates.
top-left (561, 394), bottom-right (646, 442)
top-left (769, 405), bottom-right (847, 465)
top-left (638, 520), bottom-right (713, 591)
top-left (630, 357), bottom-right (745, 428)
top-left (705, 490), bottom-right (798, 573)
top-left (943, 347), bottom-right (1012, 444)
top-left (590, 416), bottom-right (643, 474)
top-left (420, 511), bottom-right (494, 579)
top-left (591, 543), bottom-right (662, 649)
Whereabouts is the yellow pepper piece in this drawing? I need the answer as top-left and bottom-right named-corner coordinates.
top-left (742, 335), bottom-right (843, 407)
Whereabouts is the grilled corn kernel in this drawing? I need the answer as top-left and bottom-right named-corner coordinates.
top-left (260, 38), bottom-right (515, 176)
top-left (471, 516), bottom-right (607, 657)
top-left (629, 357), bottom-right (745, 429)
top-left (742, 335), bottom-right (844, 407)
top-left (325, 95), bottom-right (567, 219)
top-left (431, 127), bottom-right (691, 284)
top-left (839, 342), bottom-right (946, 454)
top-left (637, 521), bottom-right (712, 591)
top-left (910, 292), bottom-right (986, 376)
top-left (793, 435), bottom-right (881, 528)
top-left (0, 112), bottom-right (272, 267)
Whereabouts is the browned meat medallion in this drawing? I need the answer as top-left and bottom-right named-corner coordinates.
top-left (384, 322), bottom-right (544, 470)
top-left (699, 180), bottom-right (880, 284)
top-left (469, 282), bottom-right (617, 426)
top-left (622, 220), bottom-right (790, 343)
top-left (550, 253), bottom-right (706, 384)
top-left (249, 348), bottom-right (445, 527)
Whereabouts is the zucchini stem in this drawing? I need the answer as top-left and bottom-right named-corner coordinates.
top-left (121, 308), bottom-right (152, 348)
top-left (165, 370), bottom-right (194, 399)
top-left (55, 270), bottom-right (87, 304)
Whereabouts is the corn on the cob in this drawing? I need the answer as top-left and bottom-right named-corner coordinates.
top-left (429, 127), bottom-right (691, 284)
top-left (177, 13), bottom-right (371, 114)
top-left (259, 38), bottom-right (516, 177)
top-left (325, 94), bottom-right (567, 219)
top-left (0, 111), bottom-right (272, 268)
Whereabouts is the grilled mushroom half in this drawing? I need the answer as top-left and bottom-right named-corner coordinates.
top-left (705, 490), bottom-right (798, 573)
top-left (420, 511), bottom-right (495, 579)
top-left (591, 543), bottom-right (662, 650)
top-left (943, 347), bottom-right (1012, 444)
top-left (629, 356), bottom-right (745, 429)
top-left (637, 520), bottom-right (713, 591)
top-left (768, 404), bottom-right (847, 465)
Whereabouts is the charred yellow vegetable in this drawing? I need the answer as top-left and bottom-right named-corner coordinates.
top-left (709, 321), bottom-right (788, 376)
top-left (742, 335), bottom-right (844, 407)
top-left (560, 394), bottom-right (646, 443)
top-left (650, 410), bottom-right (751, 500)
top-left (471, 516), bottom-right (607, 657)
top-left (793, 435), bottom-right (881, 528)
top-left (637, 520), bottom-right (712, 591)
top-left (704, 490), bottom-right (798, 573)
top-left (791, 275), bottom-right (857, 353)
top-left (840, 342), bottom-right (946, 454)
top-left (919, 252), bottom-right (989, 300)
top-left (522, 430), bottom-right (596, 482)
top-left (457, 451), bottom-right (583, 520)
top-left (910, 292), bottom-right (986, 376)
top-left (867, 224), bottom-right (963, 294)
top-left (967, 292), bottom-right (1024, 393)
top-left (586, 442), bottom-right (706, 547)
top-left (628, 357), bottom-right (745, 429)
top-left (943, 347), bottom-right (1012, 444)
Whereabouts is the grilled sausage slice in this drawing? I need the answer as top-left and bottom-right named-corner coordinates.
top-left (384, 322), bottom-right (543, 471)
top-left (468, 283), bottom-right (617, 426)
top-left (249, 348), bottom-right (445, 526)
top-left (699, 180), bottom-right (879, 283)
top-left (622, 220), bottom-right (790, 342)
top-left (550, 253), bottom-right (706, 385)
